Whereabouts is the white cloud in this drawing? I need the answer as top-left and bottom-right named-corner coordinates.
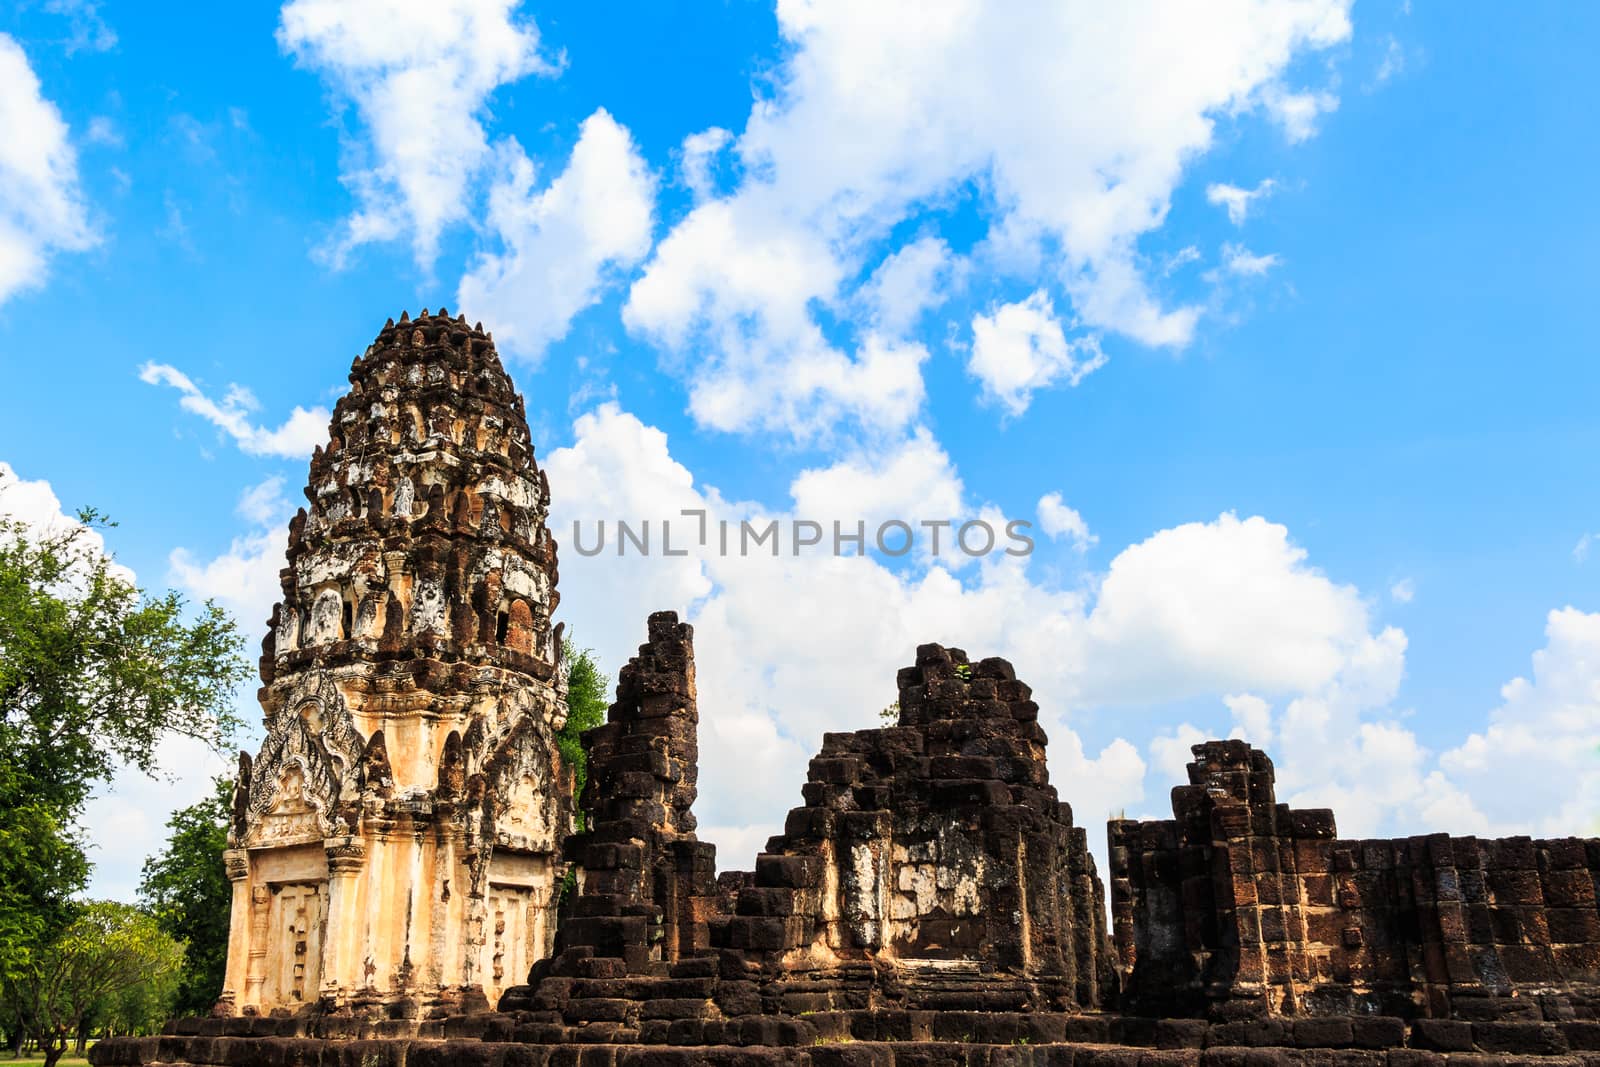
top-left (168, 476), bottom-right (293, 637)
top-left (626, 197), bottom-right (930, 441)
top-left (860, 236), bottom-right (962, 339)
top-left (1037, 492), bottom-right (1095, 552)
top-left (1, 461), bottom-right (88, 540)
top-left (679, 126), bottom-right (732, 202)
top-left (1225, 692), bottom-right (1274, 748)
top-left (1054, 733), bottom-right (1147, 826)
top-left (0, 460), bottom-right (135, 590)
top-left (789, 427), bottom-right (965, 536)
top-left (1574, 533), bottom-right (1593, 563)
top-left (1081, 513), bottom-right (1401, 706)
top-left (1221, 242), bottom-right (1282, 276)
top-left (1206, 178), bottom-right (1278, 225)
top-left (81, 736), bottom-right (231, 902)
top-left (626, 1), bottom-right (1351, 439)
top-left (457, 109), bottom-right (655, 361)
top-left (1261, 84), bottom-right (1339, 142)
top-left (543, 404), bottom-right (1418, 880)
top-left (277, 0), bottom-right (561, 269)
top-left (1437, 607), bottom-right (1600, 837)
top-left (139, 362), bottom-right (330, 458)
top-left (0, 34), bottom-right (97, 307)
top-left (1148, 723), bottom-right (1210, 793)
top-left (1390, 577), bottom-right (1414, 603)
top-left (1283, 719), bottom-right (1489, 839)
top-left (237, 475), bottom-right (289, 526)
top-left (969, 291), bottom-right (1107, 416)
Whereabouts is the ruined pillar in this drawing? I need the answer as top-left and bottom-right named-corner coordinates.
top-left (544, 611), bottom-right (720, 975)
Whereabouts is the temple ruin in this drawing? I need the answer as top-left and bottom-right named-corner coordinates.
top-left (96, 310), bottom-right (1600, 1064)
top-left (1110, 740), bottom-right (1600, 1022)
top-left (218, 310), bottom-right (569, 1016)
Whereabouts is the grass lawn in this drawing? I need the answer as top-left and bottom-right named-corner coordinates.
top-left (6, 1053), bottom-right (93, 1067)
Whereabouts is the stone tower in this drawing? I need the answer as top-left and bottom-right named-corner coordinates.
top-left (218, 310), bottom-right (570, 1018)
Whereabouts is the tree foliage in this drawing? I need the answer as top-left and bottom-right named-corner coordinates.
top-left (557, 642), bottom-right (609, 822)
top-left (0, 501), bottom-right (248, 985)
top-left (0, 510), bottom-right (248, 806)
top-left (0, 772), bottom-right (87, 985)
top-left (139, 779), bottom-right (234, 1018)
top-left (3, 902), bottom-right (183, 1067)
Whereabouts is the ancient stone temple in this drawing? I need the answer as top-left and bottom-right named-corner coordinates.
top-left (218, 310), bottom-right (570, 1017)
top-left (92, 309), bottom-right (1600, 1065)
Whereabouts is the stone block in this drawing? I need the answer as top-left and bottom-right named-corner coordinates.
top-left (1409, 1021), bottom-right (1472, 1052)
top-left (1470, 1021), bottom-right (1569, 1055)
top-left (755, 854), bottom-right (819, 889)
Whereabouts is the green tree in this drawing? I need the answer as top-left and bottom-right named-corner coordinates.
top-left (0, 775), bottom-right (88, 985)
top-left (0, 502), bottom-right (248, 982)
top-left (557, 643), bottom-right (609, 825)
top-left (3, 902), bottom-right (183, 1067)
top-left (138, 779), bottom-right (234, 1018)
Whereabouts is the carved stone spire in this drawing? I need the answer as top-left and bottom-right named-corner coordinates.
top-left (220, 311), bottom-right (570, 1017)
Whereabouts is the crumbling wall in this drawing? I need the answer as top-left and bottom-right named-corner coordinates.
top-left (1111, 739), bottom-right (1600, 1021)
top-left (712, 642), bottom-right (1117, 1012)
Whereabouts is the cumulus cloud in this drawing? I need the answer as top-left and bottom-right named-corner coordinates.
top-left (626, 197), bottom-right (930, 441)
top-left (788, 428), bottom-right (965, 536)
top-left (1437, 608), bottom-right (1600, 837)
top-left (542, 403), bottom-right (1426, 879)
top-left (1081, 513), bottom-right (1398, 706)
top-left (139, 363), bottom-right (330, 458)
top-left (0, 35), bottom-right (97, 307)
top-left (969, 291), bottom-right (1106, 415)
top-left (277, 0), bottom-right (561, 269)
top-left (1225, 692), bottom-right (1274, 748)
top-left (457, 109), bottom-right (655, 361)
top-left (1206, 178), bottom-right (1278, 225)
top-left (625, 1), bottom-right (1351, 439)
top-left (1037, 492), bottom-right (1095, 552)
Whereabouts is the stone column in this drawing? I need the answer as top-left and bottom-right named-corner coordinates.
top-left (322, 835), bottom-right (366, 1000)
top-left (216, 850), bottom-right (253, 1014)
top-left (244, 883), bottom-right (271, 1008)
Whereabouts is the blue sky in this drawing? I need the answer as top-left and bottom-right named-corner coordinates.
top-left (2, 0), bottom-right (1597, 901)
